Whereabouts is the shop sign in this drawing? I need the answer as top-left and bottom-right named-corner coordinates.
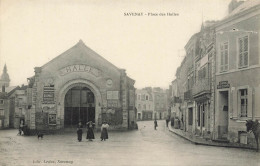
top-left (59, 64), bottom-right (101, 77)
top-left (217, 81), bottom-right (230, 89)
top-left (107, 91), bottom-right (119, 100)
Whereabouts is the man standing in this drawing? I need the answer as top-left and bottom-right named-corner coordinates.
top-left (154, 119), bottom-right (158, 130)
top-left (166, 118), bottom-right (169, 128)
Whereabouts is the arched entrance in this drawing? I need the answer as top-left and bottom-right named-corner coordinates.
top-left (64, 86), bottom-right (95, 126)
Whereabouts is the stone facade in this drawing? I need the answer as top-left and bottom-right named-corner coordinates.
top-left (135, 88), bottom-right (154, 120)
top-left (0, 92), bottom-right (9, 128)
top-left (153, 87), bottom-right (168, 120)
top-left (26, 40), bottom-right (136, 131)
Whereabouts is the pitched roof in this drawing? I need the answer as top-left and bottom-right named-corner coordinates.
top-left (41, 40), bottom-right (121, 72)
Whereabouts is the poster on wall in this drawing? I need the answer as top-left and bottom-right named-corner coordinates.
top-left (48, 114), bottom-right (56, 125)
top-left (43, 85), bottom-right (55, 104)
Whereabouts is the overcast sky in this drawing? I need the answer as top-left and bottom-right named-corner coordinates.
top-left (0, 0), bottom-right (230, 89)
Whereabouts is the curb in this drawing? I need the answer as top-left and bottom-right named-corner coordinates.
top-left (167, 127), bottom-right (256, 151)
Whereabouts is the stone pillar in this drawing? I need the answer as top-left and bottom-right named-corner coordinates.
top-left (120, 69), bottom-right (128, 129)
top-left (30, 67), bottom-right (41, 129)
top-left (210, 46), bottom-right (216, 139)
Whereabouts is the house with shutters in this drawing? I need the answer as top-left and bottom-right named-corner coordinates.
top-left (214, 0), bottom-right (260, 145)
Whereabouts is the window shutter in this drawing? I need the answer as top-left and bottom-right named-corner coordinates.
top-left (230, 91), bottom-right (233, 118)
top-left (232, 89), bottom-right (238, 118)
top-left (247, 88), bottom-right (253, 118)
top-left (254, 87), bottom-right (260, 118)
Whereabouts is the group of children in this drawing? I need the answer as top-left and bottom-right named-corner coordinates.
top-left (77, 121), bottom-right (109, 142)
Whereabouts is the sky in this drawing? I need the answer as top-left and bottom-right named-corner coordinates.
top-left (0, 0), bottom-right (231, 89)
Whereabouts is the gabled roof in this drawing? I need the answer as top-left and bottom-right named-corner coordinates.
top-left (41, 40), bottom-right (121, 72)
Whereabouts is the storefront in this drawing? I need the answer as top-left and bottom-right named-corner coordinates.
top-left (26, 40), bottom-right (136, 131)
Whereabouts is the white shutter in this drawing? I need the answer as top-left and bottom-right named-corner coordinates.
top-left (247, 88), bottom-right (253, 118)
top-left (254, 87), bottom-right (260, 119)
top-left (230, 91), bottom-right (233, 118)
top-left (232, 89), bottom-right (238, 118)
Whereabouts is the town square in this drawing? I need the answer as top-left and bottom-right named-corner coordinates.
top-left (0, 0), bottom-right (260, 165)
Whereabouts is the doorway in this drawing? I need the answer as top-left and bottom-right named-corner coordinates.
top-left (64, 86), bottom-right (95, 127)
top-left (218, 91), bottom-right (229, 139)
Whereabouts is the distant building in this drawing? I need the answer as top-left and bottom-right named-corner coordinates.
top-left (0, 65), bottom-right (11, 129)
top-left (153, 87), bottom-right (168, 120)
top-left (8, 86), bottom-right (28, 129)
top-left (135, 87), bottom-right (168, 121)
top-left (0, 89), bottom-right (9, 128)
top-left (135, 88), bottom-right (154, 120)
top-left (0, 64), bottom-right (10, 90)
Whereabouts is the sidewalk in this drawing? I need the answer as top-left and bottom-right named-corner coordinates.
top-left (167, 125), bottom-right (256, 151)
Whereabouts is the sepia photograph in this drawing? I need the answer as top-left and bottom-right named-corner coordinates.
top-left (0, 0), bottom-right (259, 165)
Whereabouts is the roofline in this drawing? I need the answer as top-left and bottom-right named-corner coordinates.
top-left (78, 40), bottom-right (121, 72)
top-left (215, 2), bottom-right (260, 29)
top-left (40, 40), bottom-right (122, 73)
top-left (184, 32), bottom-right (199, 50)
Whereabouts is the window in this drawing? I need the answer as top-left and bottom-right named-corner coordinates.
top-left (188, 108), bottom-right (193, 125)
top-left (0, 100), bottom-right (4, 104)
top-left (143, 104), bottom-right (146, 110)
top-left (138, 104), bottom-right (141, 109)
top-left (19, 108), bottom-right (22, 116)
top-left (197, 106), bottom-right (201, 126)
top-left (220, 42), bottom-right (228, 72)
top-left (238, 36), bottom-right (249, 68)
top-left (0, 109), bottom-right (4, 116)
top-left (239, 89), bottom-right (248, 117)
top-left (202, 105), bottom-right (205, 127)
top-left (138, 95), bottom-right (141, 100)
top-left (141, 94), bottom-right (145, 101)
top-left (146, 95), bottom-right (149, 100)
top-left (198, 67), bottom-right (206, 79)
top-left (138, 113), bottom-right (141, 120)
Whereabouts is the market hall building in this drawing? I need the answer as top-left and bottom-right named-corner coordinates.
top-left (26, 40), bottom-right (136, 131)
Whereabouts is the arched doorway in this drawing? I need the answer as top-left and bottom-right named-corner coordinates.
top-left (64, 86), bottom-right (95, 127)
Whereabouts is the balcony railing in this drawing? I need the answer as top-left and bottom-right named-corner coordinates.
top-left (192, 79), bottom-right (211, 96)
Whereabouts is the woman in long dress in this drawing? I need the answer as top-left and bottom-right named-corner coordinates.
top-left (101, 122), bottom-right (109, 141)
top-left (86, 121), bottom-right (95, 141)
top-left (77, 122), bottom-right (83, 142)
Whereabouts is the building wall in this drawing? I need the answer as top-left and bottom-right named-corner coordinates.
top-left (9, 89), bottom-right (28, 129)
top-left (215, 9), bottom-right (260, 143)
top-left (0, 93), bottom-right (9, 128)
top-left (153, 89), bottom-right (168, 120)
top-left (27, 41), bottom-right (136, 131)
top-left (135, 89), bottom-right (154, 120)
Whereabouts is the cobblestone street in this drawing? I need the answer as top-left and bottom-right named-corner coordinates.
top-left (0, 120), bottom-right (259, 166)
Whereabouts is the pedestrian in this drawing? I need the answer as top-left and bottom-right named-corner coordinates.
top-left (86, 121), bottom-right (95, 141)
top-left (166, 118), bottom-right (169, 128)
top-left (18, 120), bottom-right (24, 135)
top-left (154, 119), bottom-right (158, 130)
top-left (77, 121), bottom-right (83, 142)
top-left (100, 121), bottom-right (109, 141)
